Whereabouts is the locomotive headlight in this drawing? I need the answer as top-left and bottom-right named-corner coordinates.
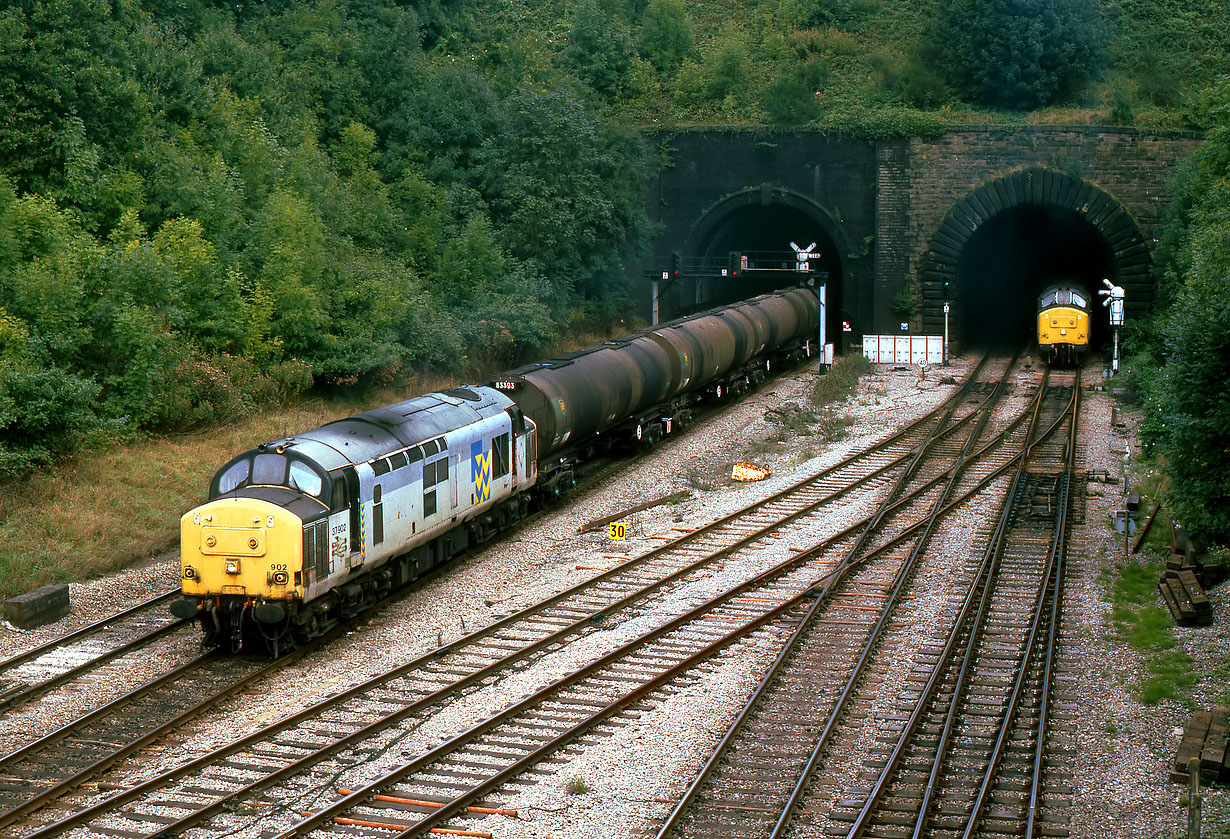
top-left (270, 570), bottom-right (289, 586)
top-left (183, 566), bottom-right (196, 580)
top-left (225, 560), bottom-right (241, 575)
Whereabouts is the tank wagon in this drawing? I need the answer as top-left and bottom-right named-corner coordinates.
top-left (493, 287), bottom-right (820, 494)
top-left (172, 287), bottom-right (820, 653)
top-left (1037, 283), bottom-right (1091, 365)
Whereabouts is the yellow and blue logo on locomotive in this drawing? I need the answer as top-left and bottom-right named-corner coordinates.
top-left (472, 439), bottom-right (492, 503)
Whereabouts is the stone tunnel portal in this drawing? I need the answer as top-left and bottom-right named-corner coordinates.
top-left (692, 200), bottom-right (845, 346)
top-left (958, 205), bottom-right (1116, 351)
top-left (919, 168), bottom-right (1152, 357)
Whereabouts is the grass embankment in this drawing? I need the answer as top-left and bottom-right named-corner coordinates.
top-left (1102, 462), bottom-right (1230, 708)
top-left (750, 353), bottom-right (874, 458)
top-left (0, 383), bottom-right (451, 602)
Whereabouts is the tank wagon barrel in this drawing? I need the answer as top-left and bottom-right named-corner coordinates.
top-left (490, 287), bottom-right (820, 491)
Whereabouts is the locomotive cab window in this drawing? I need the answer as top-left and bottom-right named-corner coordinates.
top-left (1071, 291), bottom-right (1087, 308)
top-left (288, 461), bottom-right (323, 497)
top-left (253, 453), bottom-right (287, 485)
top-left (216, 459), bottom-right (250, 495)
top-left (210, 452), bottom-right (328, 499)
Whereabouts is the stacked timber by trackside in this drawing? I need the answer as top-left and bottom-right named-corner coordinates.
top-left (1171, 706), bottom-right (1230, 784)
top-left (1158, 522), bottom-right (1223, 626)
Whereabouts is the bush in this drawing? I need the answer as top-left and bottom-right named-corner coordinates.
top-left (565, 0), bottom-right (635, 99)
top-left (638, 0), bottom-right (692, 73)
top-left (1138, 77), bottom-right (1230, 544)
top-left (677, 24), bottom-right (750, 106)
top-left (928, 0), bottom-right (1107, 110)
top-left (884, 54), bottom-right (951, 108)
top-left (0, 354), bottom-right (110, 479)
top-left (761, 59), bottom-right (830, 125)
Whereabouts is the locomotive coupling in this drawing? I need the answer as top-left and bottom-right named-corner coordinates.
top-left (170, 599), bottom-right (201, 620)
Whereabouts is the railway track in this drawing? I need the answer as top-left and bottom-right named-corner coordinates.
top-left (652, 363), bottom-right (1084, 839)
top-left (3, 358), bottom-right (1002, 837)
top-left (0, 590), bottom-right (189, 721)
top-left (838, 367), bottom-right (1081, 839)
top-left (7, 355), bottom-right (1074, 839)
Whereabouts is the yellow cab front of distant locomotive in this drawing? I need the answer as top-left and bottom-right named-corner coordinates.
top-left (1037, 304), bottom-right (1089, 350)
top-left (180, 497), bottom-right (304, 602)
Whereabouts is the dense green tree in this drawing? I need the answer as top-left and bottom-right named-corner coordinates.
top-left (0, 0), bottom-right (656, 476)
top-left (1136, 77), bottom-right (1230, 544)
top-left (0, 1), bottom-right (148, 201)
top-left (485, 89), bottom-right (652, 317)
top-left (929, 0), bottom-right (1106, 110)
top-left (638, 0), bottom-right (692, 73)
top-left (565, 0), bottom-right (635, 99)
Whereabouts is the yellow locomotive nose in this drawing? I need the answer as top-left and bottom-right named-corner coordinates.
top-left (180, 498), bottom-right (303, 598)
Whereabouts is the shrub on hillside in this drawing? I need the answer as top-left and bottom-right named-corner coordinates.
top-left (1136, 76), bottom-right (1230, 544)
top-left (927, 0), bottom-right (1106, 110)
top-left (638, 0), bottom-right (692, 73)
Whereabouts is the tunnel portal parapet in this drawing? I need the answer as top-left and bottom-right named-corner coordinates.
top-left (640, 126), bottom-right (1200, 352)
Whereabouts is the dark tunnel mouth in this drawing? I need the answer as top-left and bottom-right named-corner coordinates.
top-left (693, 201), bottom-right (844, 347)
top-left (956, 204), bottom-right (1116, 352)
top-left (918, 167), bottom-right (1153, 353)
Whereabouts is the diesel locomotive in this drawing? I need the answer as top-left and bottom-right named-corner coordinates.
top-left (171, 287), bottom-right (821, 653)
top-left (1036, 283), bottom-right (1091, 365)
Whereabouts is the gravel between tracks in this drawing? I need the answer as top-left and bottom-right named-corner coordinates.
top-left (1, 356), bottom-right (1223, 838)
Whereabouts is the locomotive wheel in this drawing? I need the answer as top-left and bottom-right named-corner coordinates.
top-left (293, 612), bottom-right (320, 645)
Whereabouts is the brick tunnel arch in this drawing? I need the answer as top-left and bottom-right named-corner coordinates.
top-left (685, 187), bottom-right (852, 348)
top-left (918, 167), bottom-right (1151, 350)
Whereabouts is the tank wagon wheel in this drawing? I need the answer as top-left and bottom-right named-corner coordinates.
top-left (636, 422), bottom-right (662, 451)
